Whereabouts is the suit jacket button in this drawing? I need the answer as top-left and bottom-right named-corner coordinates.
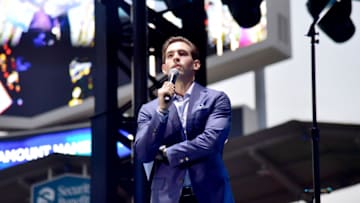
top-left (185, 157), bottom-right (189, 161)
top-left (180, 159), bottom-right (184, 163)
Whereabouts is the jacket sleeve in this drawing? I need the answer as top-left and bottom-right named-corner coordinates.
top-left (134, 104), bottom-right (168, 163)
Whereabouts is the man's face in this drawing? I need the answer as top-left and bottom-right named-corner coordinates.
top-left (162, 41), bottom-right (200, 80)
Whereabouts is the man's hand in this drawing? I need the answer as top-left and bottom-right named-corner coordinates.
top-left (155, 145), bottom-right (168, 163)
top-left (158, 81), bottom-right (175, 111)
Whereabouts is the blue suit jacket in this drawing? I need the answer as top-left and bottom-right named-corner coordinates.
top-left (135, 83), bottom-right (234, 203)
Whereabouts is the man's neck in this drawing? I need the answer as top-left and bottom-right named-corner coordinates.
top-left (175, 79), bottom-right (194, 97)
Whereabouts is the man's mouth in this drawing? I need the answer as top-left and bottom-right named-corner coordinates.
top-left (172, 64), bottom-right (181, 68)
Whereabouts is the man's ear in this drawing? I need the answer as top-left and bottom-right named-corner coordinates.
top-left (193, 59), bottom-right (201, 71)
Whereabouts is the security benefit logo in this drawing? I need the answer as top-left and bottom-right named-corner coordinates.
top-left (37, 187), bottom-right (55, 203)
top-left (32, 174), bottom-right (90, 203)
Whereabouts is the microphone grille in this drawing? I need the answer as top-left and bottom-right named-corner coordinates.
top-left (169, 68), bottom-right (179, 76)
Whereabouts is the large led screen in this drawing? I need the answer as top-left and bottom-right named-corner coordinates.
top-left (0, 0), bottom-right (95, 116)
top-left (205, 0), bottom-right (267, 56)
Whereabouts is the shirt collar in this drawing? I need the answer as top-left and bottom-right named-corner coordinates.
top-left (185, 82), bottom-right (195, 96)
top-left (175, 82), bottom-right (195, 99)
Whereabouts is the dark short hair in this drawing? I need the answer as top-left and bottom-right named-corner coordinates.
top-left (161, 36), bottom-right (200, 62)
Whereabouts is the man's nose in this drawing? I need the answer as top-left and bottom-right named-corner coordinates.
top-left (173, 53), bottom-right (180, 61)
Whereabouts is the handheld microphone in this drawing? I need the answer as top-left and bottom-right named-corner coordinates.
top-left (164, 68), bottom-right (179, 102)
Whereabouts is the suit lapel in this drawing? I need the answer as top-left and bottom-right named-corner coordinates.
top-left (187, 83), bottom-right (205, 114)
top-left (186, 83), bottom-right (207, 132)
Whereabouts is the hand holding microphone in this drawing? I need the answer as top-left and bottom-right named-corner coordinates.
top-left (164, 68), bottom-right (179, 102)
top-left (158, 68), bottom-right (179, 112)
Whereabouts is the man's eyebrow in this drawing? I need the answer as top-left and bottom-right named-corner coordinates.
top-left (166, 49), bottom-right (188, 54)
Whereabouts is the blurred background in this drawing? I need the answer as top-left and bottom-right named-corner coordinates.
top-left (0, 0), bottom-right (359, 202)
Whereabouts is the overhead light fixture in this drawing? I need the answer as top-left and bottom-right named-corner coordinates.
top-left (162, 11), bottom-right (182, 28)
top-left (221, 0), bottom-right (263, 28)
top-left (307, 0), bottom-right (355, 43)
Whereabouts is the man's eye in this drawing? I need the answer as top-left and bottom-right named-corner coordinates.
top-left (179, 51), bottom-right (188, 56)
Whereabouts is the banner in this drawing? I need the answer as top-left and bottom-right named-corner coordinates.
top-left (31, 174), bottom-right (90, 203)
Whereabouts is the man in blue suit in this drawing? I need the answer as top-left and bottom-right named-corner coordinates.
top-left (135, 36), bottom-right (234, 203)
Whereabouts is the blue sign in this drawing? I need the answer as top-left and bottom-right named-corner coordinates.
top-left (0, 127), bottom-right (131, 170)
top-left (31, 174), bottom-right (90, 203)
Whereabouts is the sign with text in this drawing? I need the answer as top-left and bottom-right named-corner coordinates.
top-left (31, 174), bottom-right (90, 203)
top-left (0, 127), bottom-right (131, 170)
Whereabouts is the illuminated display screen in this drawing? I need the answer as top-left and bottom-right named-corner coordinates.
top-left (0, 0), bottom-right (95, 47)
top-left (205, 0), bottom-right (267, 56)
top-left (0, 127), bottom-right (131, 170)
top-left (0, 0), bottom-right (96, 116)
top-left (0, 0), bottom-right (269, 117)
top-left (150, 0), bottom-right (268, 56)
